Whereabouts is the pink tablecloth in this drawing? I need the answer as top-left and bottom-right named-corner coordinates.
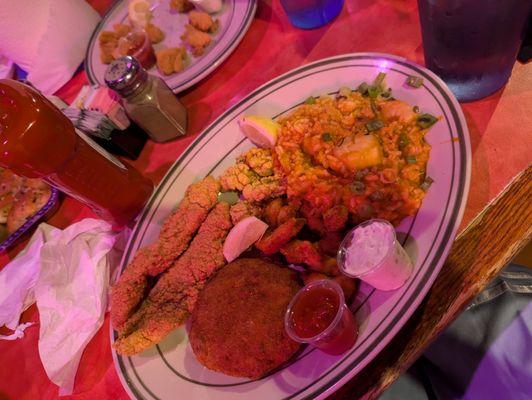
top-left (0, 1), bottom-right (530, 399)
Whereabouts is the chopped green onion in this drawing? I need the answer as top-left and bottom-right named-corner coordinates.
top-left (381, 88), bottom-right (392, 98)
top-left (367, 85), bottom-right (381, 99)
top-left (370, 98), bottom-right (379, 115)
top-left (365, 119), bottom-right (384, 132)
top-left (357, 82), bottom-right (369, 96)
top-left (322, 132), bottom-right (333, 141)
top-left (406, 75), bottom-right (423, 88)
top-left (374, 72), bottom-right (386, 87)
top-left (406, 155), bottom-right (417, 164)
top-left (338, 86), bottom-right (352, 98)
top-left (413, 105), bottom-right (420, 113)
top-left (417, 113), bottom-right (438, 128)
top-left (420, 176), bottom-right (434, 191)
top-left (349, 181), bottom-right (365, 195)
top-left (398, 133), bottom-right (410, 149)
top-left (305, 96), bottom-right (316, 105)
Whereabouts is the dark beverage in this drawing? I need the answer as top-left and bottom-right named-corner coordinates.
top-left (280, 0), bottom-right (344, 29)
top-left (418, 0), bottom-right (531, 102)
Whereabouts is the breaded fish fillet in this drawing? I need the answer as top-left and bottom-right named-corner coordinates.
top-left (114, 202), bottom-right (232, 355)
top-left (111, 176), bottom-right (220, 333)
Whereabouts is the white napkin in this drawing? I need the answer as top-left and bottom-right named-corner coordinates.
top-left (0, 0), bottom-right (100, 94)
top-left (0, 225), bottom-right (53, 333)
top-left (0, 219), bottom-right (117, 396)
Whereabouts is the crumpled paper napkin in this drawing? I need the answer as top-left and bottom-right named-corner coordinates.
top-left (0, 218), bottom-right (117, 396)
top-left (0, 0), bottom-right (100, 94)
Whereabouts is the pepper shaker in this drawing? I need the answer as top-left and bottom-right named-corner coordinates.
top-left (104, 56), bottom-right (187, 142)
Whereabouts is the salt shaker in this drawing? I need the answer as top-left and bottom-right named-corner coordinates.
top-left (104, 56), bottom-right (187, 142)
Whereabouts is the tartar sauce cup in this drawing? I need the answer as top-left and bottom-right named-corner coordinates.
top-left (337, 219), bottom-right (413, 291)
top-left (285, 279), bottom-right (358, 355)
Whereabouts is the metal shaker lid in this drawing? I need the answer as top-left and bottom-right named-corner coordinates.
top-left (104, 56), bottom-right (148, 97)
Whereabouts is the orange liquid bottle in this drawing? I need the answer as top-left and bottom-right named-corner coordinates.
top-left (0, 79), bottom-right (153, 227)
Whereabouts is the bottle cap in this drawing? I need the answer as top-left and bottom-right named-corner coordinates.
top-left (104, 56), bottom-right (148, 98)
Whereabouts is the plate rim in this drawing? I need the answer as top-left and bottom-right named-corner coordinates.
top-left (84, 0), bottom-right (257, 93)
top-left (111, 52), bottom-right (471, 400)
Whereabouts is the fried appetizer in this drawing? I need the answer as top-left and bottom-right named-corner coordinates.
top-left (0, 204), bottom-right (12, 225)
top-left (229, 200), bottom-right (262, 225)
top-left (323, 204), bottom-right (349, 232)
top-left (189, 258), bottom-right (301, 379)
top-left (7, 185), bottom-right (51, 233)
top-left (263, 198), bottom-right (299, 227)
top-left (110, 176), bottom-right (220, 333)
top-left (263, 198), bottom-right (284, 226)
top-left (172, 46), bottom-right (188, 72)
top-left (188, 10), bottom-right (219, 33)
top-left (155, 46), bottom-right (188, 75)
top-left (145, 22), bottom-right (165, 44)
top-left (0, 169), bottom-right (24, 197)
top-left (220, 164), bottom-right (284, 203)
top-left (113, 23), bottom-right (132, 38)
top-left (114, 202), bottom-right (232, 355)
top-left (239, 148), bottom-right (274, 177)
top-left (317, 232), bottom-right (343, 256)
top-left (255, 218), bottom-right (305, 255)
top-left (281, 240), bottom-right (341, 276)
top-left (170, 0), bottom-right (194, 13)
top-left (181, 24), bottom-right (212, 56)
top-left (98, 30), bottom-right (120, 64)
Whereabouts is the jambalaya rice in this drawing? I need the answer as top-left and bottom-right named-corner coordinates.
top-left (273, 88), bottom-right (433, 226)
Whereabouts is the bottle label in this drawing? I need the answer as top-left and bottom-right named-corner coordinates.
top-left (74, 128), bottom-right (127, 170)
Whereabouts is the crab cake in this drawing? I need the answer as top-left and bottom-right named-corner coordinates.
top-left (189, 258), bottom-right (301, 379)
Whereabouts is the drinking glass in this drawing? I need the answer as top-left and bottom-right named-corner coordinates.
top-left (280, 0), bottom-right (344, 29)
top-left (417, 0), bottom-right (531, 102)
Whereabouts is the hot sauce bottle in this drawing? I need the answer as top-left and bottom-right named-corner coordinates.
top-left (0, 79), bottom-right (153, 227)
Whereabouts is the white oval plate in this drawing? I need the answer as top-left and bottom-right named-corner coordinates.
top-left (112, 53), bottom-right (471, 400)
top-left (85, 0), bottom-right (256, 93)
top-left (0, 55), bottom-right (15, 79)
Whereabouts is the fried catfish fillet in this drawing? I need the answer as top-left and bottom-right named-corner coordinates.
top-left (113, 202), bottom-right (232, 355)
top-left (110, 176), bottom-right (220, 333)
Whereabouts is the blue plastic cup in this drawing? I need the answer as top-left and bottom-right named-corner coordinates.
top-left (280, 0), bottom-right (344, 29)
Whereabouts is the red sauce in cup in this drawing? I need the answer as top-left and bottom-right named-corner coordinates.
top-left (286, 280), bottom-right (358, 355)
top-left (117, 32), bottom-right (155, 69)
top-left (292, 286), bottom-right (340, 338)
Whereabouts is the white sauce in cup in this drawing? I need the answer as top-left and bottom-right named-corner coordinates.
top-left (337, 219), bottom-right (413, 291)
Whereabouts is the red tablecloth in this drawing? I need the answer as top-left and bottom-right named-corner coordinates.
top-left (0, 1), bottom-right (530, 399)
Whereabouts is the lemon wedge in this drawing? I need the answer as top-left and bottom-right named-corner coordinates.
top-left (128, 0), bottom-right (153, 28)
top-left (223, 216), bottom-right (268, 263)
top-left (238, 116), bottom-right (280, 149)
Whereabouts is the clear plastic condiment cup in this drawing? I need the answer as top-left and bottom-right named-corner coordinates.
top-left (338, 219), bottom-right (413, 291)
top-left (285, 279), bottom-right (358, 355)
top-left (119, 31), bottom-right (156, 70)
